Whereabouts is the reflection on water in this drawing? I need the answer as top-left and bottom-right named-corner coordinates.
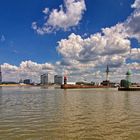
top-left (0, 87), bottom-right (140, 140)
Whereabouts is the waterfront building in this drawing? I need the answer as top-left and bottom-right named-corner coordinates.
top-left (54, 75), bottom-right (63, 85)
top-left (0, 65), bottom-right (2, 84)
top-left (126, 70), bottom-right (132, 83)
top-left (41, 74), bottom-right (48, 85)
top-left (120, 70), bottom-right (132, 88)
top-left (23, 79), bottom-right (31, 84)
top-left (120, 79), bottom-right (128, 87)
top-left (101, 80), bottom-right (110, 86)
top-left (19, 79), bottom-right (23, 84)
top-left (125, 70), bottom-right (132, 88)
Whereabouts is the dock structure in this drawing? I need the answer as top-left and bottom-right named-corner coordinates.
top-left (118, 87), bottom-right (140, 91)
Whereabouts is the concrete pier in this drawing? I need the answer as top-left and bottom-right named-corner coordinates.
top-left (118, 87), bottom-right (140, 91)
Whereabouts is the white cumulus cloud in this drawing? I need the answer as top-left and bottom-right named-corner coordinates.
top-left (125, 0), bottom-right (140, 41)
top-left (57, 23), bottom-right (130, 67)
top-left (32, 0), bottom-right (86, 34)
top-left (131, 0), bottom-right (140, 8)
top-left (1, 61), bottom-right (55, 83)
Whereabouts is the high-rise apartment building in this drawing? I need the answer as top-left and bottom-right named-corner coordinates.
top-left (54, 75), bottom-right (63, 85)
top-left (40, 74), bottom-right (48, 85)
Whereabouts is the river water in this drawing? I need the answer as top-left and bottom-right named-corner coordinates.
top-left (0, 87), bottom-right (140, 140)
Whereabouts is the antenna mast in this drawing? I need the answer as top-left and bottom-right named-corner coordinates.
top-left (106, 65), bottom-right (109, 81)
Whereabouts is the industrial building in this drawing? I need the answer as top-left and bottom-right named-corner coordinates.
top-left (23, 79), bottom-right (31, 84)
top-left (54, 75), bottom-right (63, 85)
top-left (40, 74), bottom-right (48, 85)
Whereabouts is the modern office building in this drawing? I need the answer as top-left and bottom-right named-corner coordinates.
top-left (54, 75), bottom-right (63, 85)
top-left (41, 74), bottom-right (48, 85)
top-left (0, 65), bottom-right (2, 84)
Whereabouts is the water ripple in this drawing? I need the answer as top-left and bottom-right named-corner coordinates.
top-left (0, 87), bottom-right (140, 139)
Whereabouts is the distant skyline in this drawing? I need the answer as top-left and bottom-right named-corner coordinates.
top-left (0, 0), bottom-right (140, 83)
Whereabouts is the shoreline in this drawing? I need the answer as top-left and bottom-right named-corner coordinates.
top-left (0, 84), bottom-right (35, 87)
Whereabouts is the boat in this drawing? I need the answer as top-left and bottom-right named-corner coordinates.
top-left (61, 84), bottom-right (114, 89)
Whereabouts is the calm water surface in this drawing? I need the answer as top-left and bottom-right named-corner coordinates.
top-left (0, 87), bottom-right (140, 140)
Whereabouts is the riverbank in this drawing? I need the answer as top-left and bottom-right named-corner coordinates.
top-left (0, 84), bottom-right (33, 87)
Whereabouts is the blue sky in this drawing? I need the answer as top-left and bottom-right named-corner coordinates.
top-left (1, 0), bottom-right (140, 82)
top-left (0, 0), bottom-right (135, 65)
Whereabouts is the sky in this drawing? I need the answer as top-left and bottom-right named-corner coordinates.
top-left (0, 0), bottom-right (140, 83)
